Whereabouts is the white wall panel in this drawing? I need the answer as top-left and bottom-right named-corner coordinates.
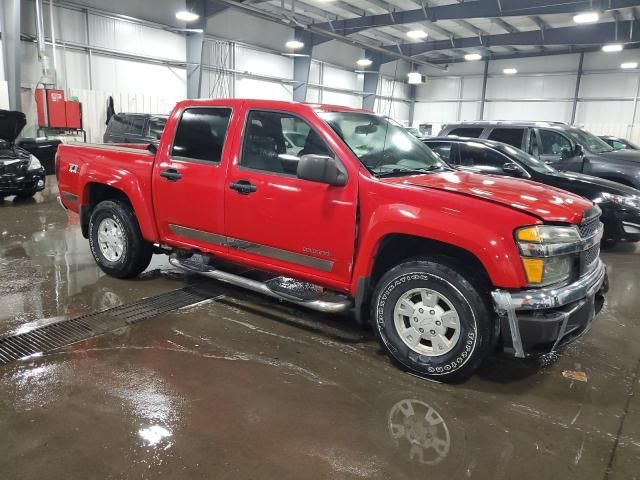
top-left (486, 75), bottom-right (576, 99)
top-left (309, 61), bottom-right (321, 85)
top-left (235, 46), bottom-right (292, 79)
top-left (575, 100), bottom-right (634, 126)
top-left (378, 77), bottom-right (409, 101)
top-left (90, 56), bottom-right (186, 97)
top-left (413, 102), bottom-right (460, 123)
top-left (323, 66), bottom-right (361, 92)
top-left (88, 14), bottom-right (185, 61)
top-left (235, 78), bottom-right (292, 101)
top-left (322, 90), bottom-right (361, 108)
top-left (375, 99), bottom-right (410, 123)
top-left (484, 101), bottom-right (572, 122)
top-left (416, 78), bottom-right (460, 100)
top-left (580, 73), bottom-right (637, 98)
top-left (460, 102), bottom-right (480, 120)
top-left (206, 9), bottom-right (291, 52)
top-left (461, 77), bottom-right (483, 99)
top-left (306, 87), bottom-right (321, 104)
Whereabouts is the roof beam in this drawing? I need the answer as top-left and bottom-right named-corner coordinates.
top-left (493, 18), bottom-right (518, 33)
top-left (427, 42), bottom-right (640, 64)
top-left (312, 0), bottom-right (640, 36)
top-left (390, 20), bottom-right (640, 57)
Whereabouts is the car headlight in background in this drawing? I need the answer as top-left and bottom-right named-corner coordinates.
top-left (597, 192), bottom-right (640, 209)
top-left (516, 225), bottom-right (581, 287)
top-left (27, 154), bottom-right (42, 171)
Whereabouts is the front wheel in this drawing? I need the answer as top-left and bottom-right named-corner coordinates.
top-left (88, 200), bottom-right (153, 279)
top-left (371, 259), bottom-right (494, 382)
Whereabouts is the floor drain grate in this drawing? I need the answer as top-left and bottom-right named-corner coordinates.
top-left (0, 285), bottom-right (221, 365)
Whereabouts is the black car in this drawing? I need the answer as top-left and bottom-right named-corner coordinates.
top-left (0, 110), bottom-right (46, 200)
top-left (439, 121), bottom-right (640, 189)
top-left (425, 136), bottom-right (640, 247)
top-left (599, 135), bottom-right (639, 151)
top-left (103, 113), bottom-right (168, 144)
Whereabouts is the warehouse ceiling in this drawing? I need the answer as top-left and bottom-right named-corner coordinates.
top-left (205, 0), bottom-right (640, 65)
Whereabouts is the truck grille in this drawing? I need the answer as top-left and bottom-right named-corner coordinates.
top-left (578, 208), bottom-right (602, 276)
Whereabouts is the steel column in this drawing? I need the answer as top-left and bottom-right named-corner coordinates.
top-left (0, 0), bottom-right (22, 110)
top-left (479, 59), bottom-right (489, 120)
top-left (292, 28), bottom-right (314, 103)
top-left (186, 0), bottom-right (206, 99)
top-left (362, 53), bottom-right (383, 112)
top-left (571, 52), bottom-right (585, 125)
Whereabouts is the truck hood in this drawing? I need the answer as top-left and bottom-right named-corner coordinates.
top-left (0, 110), bottom-right (26, 143)
top-left (596, 149), bottom-right (640, 164)
top-left (384, 170), bottom-right (593, 224)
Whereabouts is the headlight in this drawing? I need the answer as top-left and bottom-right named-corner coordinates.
top-left (516, 225), bottom-right (580, 287)
top-left (598, 192), bottom-right (640, 209)
top-left (28, 154), bottom-right (42, 171)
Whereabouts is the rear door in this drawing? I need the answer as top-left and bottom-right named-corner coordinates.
top-left (223, 107), bottom-right (358, 285)
top-left (486, 127), bottom-right (526, 149)
top-left (152, 106), bottom-right (235, 252)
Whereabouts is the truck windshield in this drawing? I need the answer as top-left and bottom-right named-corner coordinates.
top-left (318, 111), bottom-right (445, 177)
top-left (566, 128), bottom-right (613, 154)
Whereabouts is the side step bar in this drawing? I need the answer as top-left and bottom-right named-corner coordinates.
top-left (169, 255), bottom-right (352, 314)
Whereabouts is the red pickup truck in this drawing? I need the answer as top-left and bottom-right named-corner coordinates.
top-left (56, 99), bottom-right (608, 381)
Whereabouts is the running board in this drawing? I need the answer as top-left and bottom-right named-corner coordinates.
top-left (169, 255), bottom-right (352, 314)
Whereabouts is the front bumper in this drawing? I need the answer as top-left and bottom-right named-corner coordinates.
top-left (492, 259), bottom-right (608, 358)
top-left (0, 168), bottom-right (46, 196)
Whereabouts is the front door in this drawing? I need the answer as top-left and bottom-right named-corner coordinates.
top-left (152, 106), bottom-right (235, 252)
top-left (223, 108), bottom-right (358, 285)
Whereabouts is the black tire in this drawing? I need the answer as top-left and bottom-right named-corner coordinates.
top-left (88, 200), bottom-right (153, 279)
top-left (600, 238), bottom-right (618, 249)
top-left (371, 259), bottom-right (494, 382)
top-left (15, 190), bottom-right (37, 200)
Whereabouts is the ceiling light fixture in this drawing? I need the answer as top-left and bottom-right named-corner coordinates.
top-left (621, 62), bottom-right (638, 69)
top-left (175, 10), bottom-right (200, 22)
top-left (464, 53), bottom-right (482, 61)
top-left (503, 68), bottom-right (518, 74)
top-left (407, 72), bottom-right (424, 84)
top-left (356, 58), bottom-right (373, 67)
top-left (573, 12), bottom-right (599, 24)
top-left (602, 43), bottom-right (623, 53)
top-left (406, 30), bottom-right (428, 40)
top-left (285, 40), bottom-right (304, 50)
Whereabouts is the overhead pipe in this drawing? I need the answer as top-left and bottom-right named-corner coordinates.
top-left (34, 0), bottom-right (55, 86)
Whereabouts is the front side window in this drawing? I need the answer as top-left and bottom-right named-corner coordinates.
top-left (487, 128), bottom-right (525, 148)
top-left (539, 129), bottom-right (573, 156)
top-left (172, 108), bottom-right (232, 163)
top-left (241, 110), bottom-right (332, 175)
top-left (319, 111), bottom-right (445, 177)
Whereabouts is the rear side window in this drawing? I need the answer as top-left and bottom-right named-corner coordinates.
top-left (148, 117), bottom-right (167, 139)
top-left (539, 129), bottom-right (572, 156)
top-left (171, 108), bottom-right (232, 163)
top-left (487, 128), bottom-right (524, 148)
top-left (448, 127), bottom-right (483, 138)
top-left (108, 115), bottom-right (126, 135)
top-left (458, 143), bottom-right (508, 172)
top-left (127, 117), bottom-right (145, 135)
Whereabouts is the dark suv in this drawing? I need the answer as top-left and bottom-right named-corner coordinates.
top-left (439, 121), bottom-right (640, 188)
top-left (103, 113), bottom-right (167, 144)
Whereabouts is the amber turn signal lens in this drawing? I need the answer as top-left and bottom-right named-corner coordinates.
top-left (522, 258), bottom-right (544, 284)
top-left (517, 226), bottom-right (541, 243)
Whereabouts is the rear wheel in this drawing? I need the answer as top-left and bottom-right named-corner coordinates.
top-left (88, 200), bottom-right (153, 279)
top-left (371, 259), bottom-right (493, 382)
top-left (15, 190), bottom-right (37, 200)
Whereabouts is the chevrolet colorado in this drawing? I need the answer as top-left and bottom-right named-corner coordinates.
top-left (56, 99), bottom-right (608, 381)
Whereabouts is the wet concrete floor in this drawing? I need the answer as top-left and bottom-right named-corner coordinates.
top-left (0, 179), bottom-right (639, 479)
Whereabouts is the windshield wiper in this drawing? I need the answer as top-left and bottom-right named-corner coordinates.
top-left (375, 165), bottom-right (445, 177)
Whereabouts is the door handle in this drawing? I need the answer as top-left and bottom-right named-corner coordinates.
top-left (160, 168), bottom-right (182, 182)
top-left (229, 180), bottom-right (257, 195)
